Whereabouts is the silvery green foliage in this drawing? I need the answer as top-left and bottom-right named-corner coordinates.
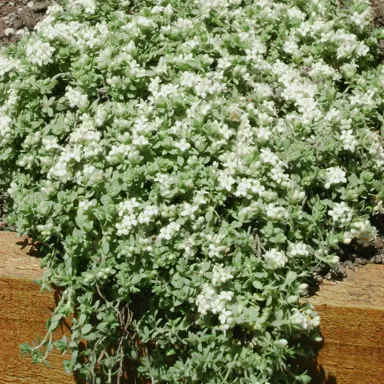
top-left (1, 0), bottom-right (383, 382)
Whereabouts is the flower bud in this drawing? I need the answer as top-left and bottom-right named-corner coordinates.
top-left (298, 284), bottom-right (308, 296)
top-left (275, 339), bottom-right (288, 348)
top-left (328, 256), bottom-right (340, 266)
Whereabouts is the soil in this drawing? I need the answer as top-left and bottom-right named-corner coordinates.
top-left (0, 0), bottom-right (52, 46)
top-left (372, 0), bottom-right (384, 27)
top-left (372, 0), bottom-right (384, 60)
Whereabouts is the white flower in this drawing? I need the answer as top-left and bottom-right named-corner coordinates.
top-left (351, 8), bottom-right (371, 30)
top-left (65, 87), bottom-right (89, 109)
top-left (266, 204), bottom-right (289, 221)
top-left (284, 38), bottom-right (300, 55)
top-left (298, 284), bottom-right (309, 296)
top-left (217, 171), bottom-right (236, 192)
top-left (118, 199), bottom-right (140, 216)
top-left (340, 129), bottom-right (358, 152)
top-left (79, 199), bottom-right (97, 211)
top-left (287, 7), bottom-right (305, 21)
top-left (137, 205), bottom-right (159, 224)
top-left (290, 190), bottom-right (306, 203)
top-left (180, 203), bottom-right (199, 219)
top-left (275, 339), bottom-right (289, 348)
top-left (196, 284), bottom-right (235, 331)
top-left (75, 164), bottom-right (104, 185)
top-left (263, 249), bottom-right (288, 269)
top-left (196, 284), bottom-right (216, 315)
top-left (208, 243), bottom-right (227, 258)
top-left (174, 138), bottom-right (191, 152)
top-left (0, 112), bottom-right (12, 145)
top-left (68, 0), bottom-right (96, 14)
top-left (340, 63), bottom-right (358, 78)
top-left (137, 16), bottom-right (157, 29)
top-left (324, 167), bottom-right (347, 189)
top-left (291, 305), bottom-right (320, 330)
top-left (158, 222), bottom-right (181, 240)
top-left (344, 220), bottom-right (377, 247)
top-left (0, 54), bottom-right (21, 77)
top-left (116, 214), bottom-right (138, 236)
top-left (212, 264), bottom-right (233, 286)
top-left (309, 61), bottom-right (340, 80)
top-left (46, 4), bottom-right (64, 15)
top-left (260, 148), bottom-right (280, 165)
top-left (25, 39), bottom-right (55, 66)
top-left (328, 202), bottom-right (353, 227)
top-left (235, 178), bottom-right (265, 199)
top-left (218, 290), bottom-right (234, 302)
top-left (287, 242), bottom-right (310, 258)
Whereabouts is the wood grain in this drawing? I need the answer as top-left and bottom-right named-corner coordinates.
top-left (0, 231), bottom-right (77, 384)
top-left (304, 264), bottom-right (384, 384)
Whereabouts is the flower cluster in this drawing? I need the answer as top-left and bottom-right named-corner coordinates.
top-left (324, 167), bottom-right (347, 189)
top-left (0, 0), bottom-right (383, 383)
top-left (344, 220), bottom-right (377, 247)
top-left (0, 53), bottom-right (21, 77)
top-left (291, 304), bottom-right (321, 331)
top-left (65, 87), bottom-right (89, 109)
top-left (196, 284), bottom-right (235, 331)
top-left (264, 249), bottom-right (288, 269)
top-left (328, 202), bottom-right (353, 227)
top-left (25, 39), bottom-right (55, 67)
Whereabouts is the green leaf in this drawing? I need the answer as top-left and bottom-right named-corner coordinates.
top-left (82, 324), bottom-right (92, 335)
top-left (131, 274), bottom-right (142, 285)
top-left (298, 374), bottom-right (312, 383)
top-left (252, 280), bottom-right (263, 290)
top-left (166, 349), bottom-right (176, 356)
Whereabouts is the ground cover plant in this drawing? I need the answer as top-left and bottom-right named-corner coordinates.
top-left (0, 0), bottom-right (384, 382)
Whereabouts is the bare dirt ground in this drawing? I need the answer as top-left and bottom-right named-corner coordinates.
top-left (0, 0), bottom-right (51, 46)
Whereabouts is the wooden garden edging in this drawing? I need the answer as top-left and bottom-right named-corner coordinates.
top-left (1, 231), bottom-right (384, 384)
top-left (0, 231), bottom-right (75, 384)
top-left (304, 264), bottom-right (384, 383)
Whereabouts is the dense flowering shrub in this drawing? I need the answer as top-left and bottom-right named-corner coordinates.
top-left (1, 0), bottom-right (384, 382)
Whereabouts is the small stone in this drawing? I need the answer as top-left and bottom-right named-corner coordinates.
top-left (16, 29), bottom-right (26, 36)
top-left (14, 18), bottom-right (24, 29)
top-left (4, 28), bottom-right (15, 37)
top-left (9, 2), bottom-right (15, 6)
top-left (28, 1), bottom-right (35, 8)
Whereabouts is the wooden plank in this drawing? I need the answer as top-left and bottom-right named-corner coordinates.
top-left (2, 231), bottom-right (384, 383)
top-left (305, 264), bottom-right (384, 383)
top-left (0, 231), bottom-right (77, 384)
